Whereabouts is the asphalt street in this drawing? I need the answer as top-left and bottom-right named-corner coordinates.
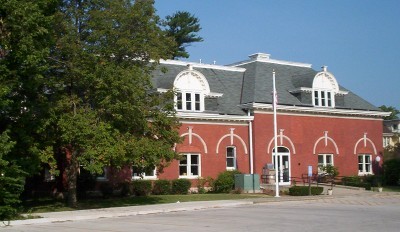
top-left (3, 192), bottom-right (400, 232)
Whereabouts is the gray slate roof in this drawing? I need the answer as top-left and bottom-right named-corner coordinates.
top-left (152, 63), bottom-right (246, 115)
top-left (151, 57), bottom-right (381, 116)
top-left (236, 60), bottom-right (380, 111)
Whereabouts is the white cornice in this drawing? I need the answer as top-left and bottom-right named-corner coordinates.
top-left (241, 102), bottom-right (390, 118)
top-left (159, 59), bottom-right (246, 72)
top-left (177, 112), bottom-right (253, 122)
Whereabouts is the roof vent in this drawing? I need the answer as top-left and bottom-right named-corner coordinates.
top-left (187, 64), bottom-right (193, 70)
top-left (249, 53), bottom-right (271, 61)
top-left (322, 66), bottom-right (328, 72)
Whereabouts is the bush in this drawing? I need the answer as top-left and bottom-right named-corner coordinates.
top-left (383, 159), bottom-right (400, 186)
top-left (213, 170), bottom-right (241, 193)
top-left (289, 186), bottom-right (324, 196)
top-left (152, 179), bottom-right (171, 195)
top-left (132, 180), bottom-right (152, 196)
top-left (341, 176), bottom-right (363, 187)
top-left (171, 179), bottom-right (191, 194)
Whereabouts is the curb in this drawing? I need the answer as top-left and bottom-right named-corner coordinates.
top-left (2, 200), bottom-right (253, 227)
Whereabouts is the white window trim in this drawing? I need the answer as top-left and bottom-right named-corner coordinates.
top-left (358, 154), bottom-right (373, 175)
top-left (175, 91), bottom-right (204, 112)
top-left (226, 146), bottom-right (237, 171)
top-left (132, 167), bottom-right (157, 180)
top-left (318, 154), bottom-right (334, 174)
top-left (179, 153), bottom-right (201, 179)
top-left (313, 90), bottom-right (335, 108)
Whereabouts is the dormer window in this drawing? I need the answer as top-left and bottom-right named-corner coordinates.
top-left (176, 92), bottom-right (202, 111)
top-left (174, 65), bottom-right (210, 112)
top-left (312, 66), bottom-right (339, 108)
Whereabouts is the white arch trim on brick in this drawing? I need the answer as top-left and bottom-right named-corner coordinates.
top-left (267, 129), bottom-right (296, 154)
top-left (353, 133), bottom-right (377, 155)
top-left (313, 131), bottom-right (339, 155)
top-left (215, 128), bottom-right (248, 155)
top-left (180, 126), bottom-right (208, 154)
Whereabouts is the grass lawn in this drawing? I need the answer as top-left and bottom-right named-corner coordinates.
top-left (22, 193), bottom-right (269, 214)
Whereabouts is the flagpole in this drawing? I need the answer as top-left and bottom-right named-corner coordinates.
top-left (273, 70), bottom-right (280, 197)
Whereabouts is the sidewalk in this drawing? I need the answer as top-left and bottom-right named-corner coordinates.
top-left (2, 186), bottom-right (374, 227)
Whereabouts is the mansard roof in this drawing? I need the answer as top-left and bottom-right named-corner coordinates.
top-left (152, 60), bottom-right (247, 116)
top-left (151, 53), bottom-right (383, 117)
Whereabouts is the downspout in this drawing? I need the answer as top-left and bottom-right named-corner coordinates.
top-left (248, 110), bottom-right (254, 174)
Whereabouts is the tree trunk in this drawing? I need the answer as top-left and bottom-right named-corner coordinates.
top-left (65, 148), bottom-right (79, 208)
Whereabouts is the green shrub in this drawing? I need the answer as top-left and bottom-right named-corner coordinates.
top-left (213, 170), bottom-right (241, 193)
top-left (152, 179), bottom-right (171, 195)
top-left (341, 176), bottom-right (363, 187)
top-left (132, 180), bottom-right (152, 196)
top-left (383, 159), bottom-right (400, 186)
top-left (288, 186), bottom-right (324, 196)
top-left (171, 179), bottom-right (191, 194)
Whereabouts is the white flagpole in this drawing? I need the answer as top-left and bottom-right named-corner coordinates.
top-left (273, 70), bottom-right (280, 197)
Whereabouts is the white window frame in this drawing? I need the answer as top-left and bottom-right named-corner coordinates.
top-left (358, 154), bottom-right (372, 175)
top-left (175, 91), bottom-right (203, 112)
top-left (179, 153), bottom-right (201, 179)
top-left (132, 166), bottom-right (157, 180)
top-left (318, 154), bottom-right (333, 174)
top-left (226, 146), bottom-right (236, 170)
top-left (313, 90), bottom-right (334, 108)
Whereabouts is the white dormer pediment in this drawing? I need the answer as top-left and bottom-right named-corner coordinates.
top-left (174, 65), bottom-right (210, 94)
top-left (313, 68), bottom-right (339, 92)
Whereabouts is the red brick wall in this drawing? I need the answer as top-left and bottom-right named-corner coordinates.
top-left (252, 112), bottom-right (384, 179)
top-left (158, 122), bottom-right (251, 180)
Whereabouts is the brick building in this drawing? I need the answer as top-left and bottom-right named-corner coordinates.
top-left (149, 53), bottom-right (388, 186)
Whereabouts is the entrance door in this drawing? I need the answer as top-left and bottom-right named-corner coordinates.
top-left (272, 147), bottom-right (291, 185)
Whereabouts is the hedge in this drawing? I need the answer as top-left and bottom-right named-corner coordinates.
top-left (171, 179), bottom-right (191, 194)
top-left (152, 179), bottom-right (171, 195)
top-left (132, 180), bottom-right (152, 196)
top-left (289, 186), bottom-right (324, 196)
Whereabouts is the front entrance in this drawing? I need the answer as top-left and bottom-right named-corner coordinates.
top-left (272, 147), bottom-right (291, 185)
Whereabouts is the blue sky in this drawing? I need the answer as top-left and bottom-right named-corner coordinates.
top-left (154, 0), bottom-right (400, 110)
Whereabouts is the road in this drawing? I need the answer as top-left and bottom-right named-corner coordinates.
top-left (3, 193), bottom-right (400, 232)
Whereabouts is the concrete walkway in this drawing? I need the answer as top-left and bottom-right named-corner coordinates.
top-left (1, 186), bottom-right (384, 227)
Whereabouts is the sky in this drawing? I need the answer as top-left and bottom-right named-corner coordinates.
top-left (154, 0), bottom-right (400, 111)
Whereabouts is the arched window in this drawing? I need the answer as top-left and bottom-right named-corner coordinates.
top-left (312, 66), bottom-right (339, 108)
top-left (174, 65), bottom-right (210, 112)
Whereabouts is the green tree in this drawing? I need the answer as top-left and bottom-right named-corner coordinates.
top-left (43, 0), bottom-right (181, 207)
top-left (0, 131), bottom-right (25, 221)
top-left (0, 0), bottom-right (57, 173)
top-left (379, 105), bottom-right (399, 120)
top-left (163, 11), bottom-right (203, 59)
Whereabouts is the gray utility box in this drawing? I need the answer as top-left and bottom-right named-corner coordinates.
top-left (234, 174), bottom-right (261, 193)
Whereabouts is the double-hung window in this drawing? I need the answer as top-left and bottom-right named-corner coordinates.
top-left (318, 154), bottom-right (333, 173)
top-left (179, 154), bottom-right (200, 178)
top-left (226, 147), bottom-right (236, 170)
top-left (358, 154), bottom-right (372, 175)
top-left (314, 90), bottom-right (334, 107)
top-left (176, 92), bottom-right (202, 111)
